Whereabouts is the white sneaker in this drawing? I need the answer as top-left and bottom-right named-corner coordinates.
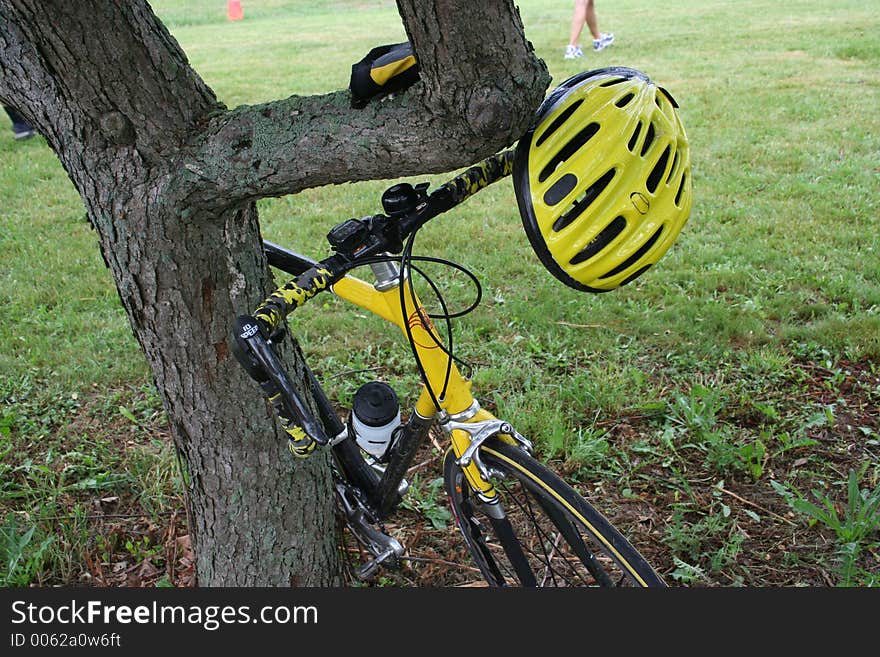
top-left (593, 33), bottom-right (615, 51)
top-left (564, 44), bottom-right (584, 60)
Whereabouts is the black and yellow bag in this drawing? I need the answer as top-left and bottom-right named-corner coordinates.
top-left (349, 42), bottom-right (420, 109)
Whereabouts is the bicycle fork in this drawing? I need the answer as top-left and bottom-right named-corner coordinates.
top-left (439, 400), bottom-right (533, 501)
top-left (439, 403), bottom-right (540, 585)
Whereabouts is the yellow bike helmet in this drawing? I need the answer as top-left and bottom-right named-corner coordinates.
top-left (514, 67), bottom-right (693, 292)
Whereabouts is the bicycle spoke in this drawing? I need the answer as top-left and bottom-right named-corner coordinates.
top-left (498, 478), bottom-right (596, 586)
top-left (459, 498), bottom-right (508, 585)
top-left (445, 443), bottom-right (665, 587)
top-left (533, 492), bottom-right (615, 586)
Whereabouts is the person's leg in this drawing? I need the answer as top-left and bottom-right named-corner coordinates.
top-left (584, 0), bottom-right (601, 41)
top-left (3, 105), bottom-right (35, 140)
top-left (585, 1), bottom-right (614, 51)
top-left (568, 0), bottom-right (588, 46)
top-left (565, 0), bottom-right (588, 57)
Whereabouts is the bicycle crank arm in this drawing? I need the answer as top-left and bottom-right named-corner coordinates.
top-left (335, 481), bottom-right (404, 577)
top-left (357, 547), bottom-right (400, 581)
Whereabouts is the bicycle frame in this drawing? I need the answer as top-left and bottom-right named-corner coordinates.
top-left (333, 265), bottom-right (524, 506)
top-left (334, 266), bottom-right (660, 586)
top-left (261, 241), bottom-right (528, 516)
top-left (236, 148), bottom-right (667, 586)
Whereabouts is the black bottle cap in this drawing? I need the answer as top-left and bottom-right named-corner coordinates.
top-left (352, 381), bottom-right (399, 427)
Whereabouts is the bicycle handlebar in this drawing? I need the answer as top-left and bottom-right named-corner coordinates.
top-left (231, 149), bottom-right (516, 455)
top-left (432, 148), bottom-right (516, 206)
top-left (232, 315), bottom-right (330, 449)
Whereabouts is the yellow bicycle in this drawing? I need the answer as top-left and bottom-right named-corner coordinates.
top-left (232, 68), bottom-right (692, 586)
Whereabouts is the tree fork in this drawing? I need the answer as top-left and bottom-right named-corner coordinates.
top-left (0, 0), bottom-right (550, 585)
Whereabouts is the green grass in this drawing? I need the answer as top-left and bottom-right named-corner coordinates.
top-left (1, 0), bottom-right (878, 586)
top-left (773, 467), bottom-right (880, 586)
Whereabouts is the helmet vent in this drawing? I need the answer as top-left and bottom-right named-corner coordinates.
top-left (615, 92), bottom-right (635, 108)
top-left (599, 77), bottom-right (626, 87)
top-left (543, 173), bottom-right (578, 207)
top-left (640, 122), bottom-right (656, 156)
top-left (552, 168), bottom-right (616, 231)
top-left (538, 122), bottom-right (600, 183)
top-left (659, 86), bottom-right (680, 108)
top-left (646, 146), bottom-right (671, 194)
top-left (667, 150), bottom-right (680, 184)
top-left (627, 122), bottom-right (642, 153)
top-left (620, 264), bottom-right (653, 287)
top-left (569, 215), bottom-right (627, 264)
top-left (535, 99), bottom-right (584, 148)
top-left (599, 225), bottom-right (664, 279)
top-left (675, 171), bottom-right (688, 207)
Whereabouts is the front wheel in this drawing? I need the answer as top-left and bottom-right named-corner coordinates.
top-left (444, 441), bottom-right (665, 587)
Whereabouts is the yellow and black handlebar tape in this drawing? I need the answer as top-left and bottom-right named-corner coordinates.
top-left (285, 425), bottom-right (319, 459)
top-left (267, 391), bottom-right (319, 458)
top-left (438, 150), bottom-right (515, 205)
top-left (254, 267), bottom-right (333, 334)
top-left (250, 266), bottom-right (333, 458)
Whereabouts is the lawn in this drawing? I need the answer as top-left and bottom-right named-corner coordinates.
top-left (1, 0), bottom-right (878, 587)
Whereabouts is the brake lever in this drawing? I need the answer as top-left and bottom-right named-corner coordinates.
top-left (231, 315), bottom-right (329, 445)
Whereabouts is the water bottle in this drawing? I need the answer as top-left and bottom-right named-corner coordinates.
top-left (350, 381), bottom-right (401, 462)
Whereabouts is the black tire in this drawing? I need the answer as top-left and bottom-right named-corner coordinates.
top-left (444, 441), bottom-right (666, 587)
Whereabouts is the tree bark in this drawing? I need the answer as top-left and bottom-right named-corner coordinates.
top-left (0, 0), bottom-right (549, 585)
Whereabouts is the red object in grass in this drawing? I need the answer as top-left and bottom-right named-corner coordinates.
top-left (228, 0), bottom-right (243, 21)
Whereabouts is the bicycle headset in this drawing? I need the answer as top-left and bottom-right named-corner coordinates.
top-left (513, 66), bottom-right (693, 293)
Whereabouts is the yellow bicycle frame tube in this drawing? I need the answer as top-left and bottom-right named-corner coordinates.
top-left (332, 275), bottom-right (474, 415)
top-left (332, 274), bottom-right (502, 500)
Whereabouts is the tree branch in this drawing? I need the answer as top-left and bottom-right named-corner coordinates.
top-left (168, 0), bottom-right (549, 213)
top-left (3, 0), bottom-right (549, 218)
top-left (397, 0), bottom-right (547, 129)
top-left (169, 87), bottom-right (505, 211)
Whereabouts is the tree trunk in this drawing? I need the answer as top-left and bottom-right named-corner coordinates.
top-left (0, 0), bottom-right (549, 585)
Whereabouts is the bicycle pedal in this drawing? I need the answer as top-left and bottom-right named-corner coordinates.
top-left (356, 547), bottom-right (397, 580)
